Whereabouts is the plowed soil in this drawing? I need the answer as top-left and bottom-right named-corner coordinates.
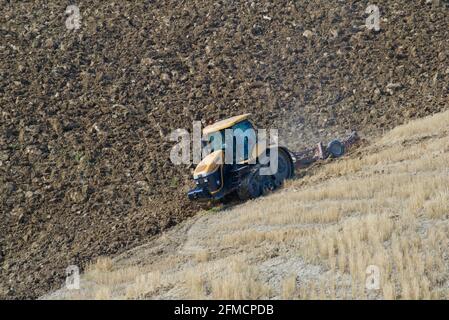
top-left (1, 0), bottom-right (448, 299)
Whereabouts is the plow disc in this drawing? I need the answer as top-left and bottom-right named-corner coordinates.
top-left (290, 131), bottom-right (361, 169)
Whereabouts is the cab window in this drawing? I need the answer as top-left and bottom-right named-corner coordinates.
top-left (232, 120), bottom-right (255, 162)
top-left (208, 132), bottom-right (225, 152)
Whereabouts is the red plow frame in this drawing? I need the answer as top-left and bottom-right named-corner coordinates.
top-left (291, 131), bottom-right (361, 169)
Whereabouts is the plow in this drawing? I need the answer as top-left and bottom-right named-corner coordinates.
top-left (292, 131), bottom-right (360, 169)
top-left (187, 114), bottom-right (360, 202)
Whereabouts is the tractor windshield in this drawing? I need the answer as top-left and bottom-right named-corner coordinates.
top-left (206, 131), bottom-right (226, 152)
top-left (231, 120), bottom-right (255, 161)
top-left (204, 120), bottom-right (255, 161)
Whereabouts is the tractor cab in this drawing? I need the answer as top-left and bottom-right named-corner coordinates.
top-left (202, 113), bottom-right (255, 161)
top-left (189, 113), bottom-right (259, 201)
top-left (188, 113), bottom-right (294, 202)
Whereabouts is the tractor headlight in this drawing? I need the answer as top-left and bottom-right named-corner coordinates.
top-left (193, 169), bottom-right (221, 193)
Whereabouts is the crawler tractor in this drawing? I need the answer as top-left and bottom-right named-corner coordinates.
top-left (187, 114), bottom-right (359, 202)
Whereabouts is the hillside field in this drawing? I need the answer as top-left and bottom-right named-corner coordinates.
top-left (44, 110), bottom-right (449, 300)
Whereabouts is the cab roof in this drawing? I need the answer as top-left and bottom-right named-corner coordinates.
top-left (203, 113), bottom-right (251, 135)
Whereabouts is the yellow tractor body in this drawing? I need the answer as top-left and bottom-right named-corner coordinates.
top-left (188, 114), bottom-right (294, 202)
